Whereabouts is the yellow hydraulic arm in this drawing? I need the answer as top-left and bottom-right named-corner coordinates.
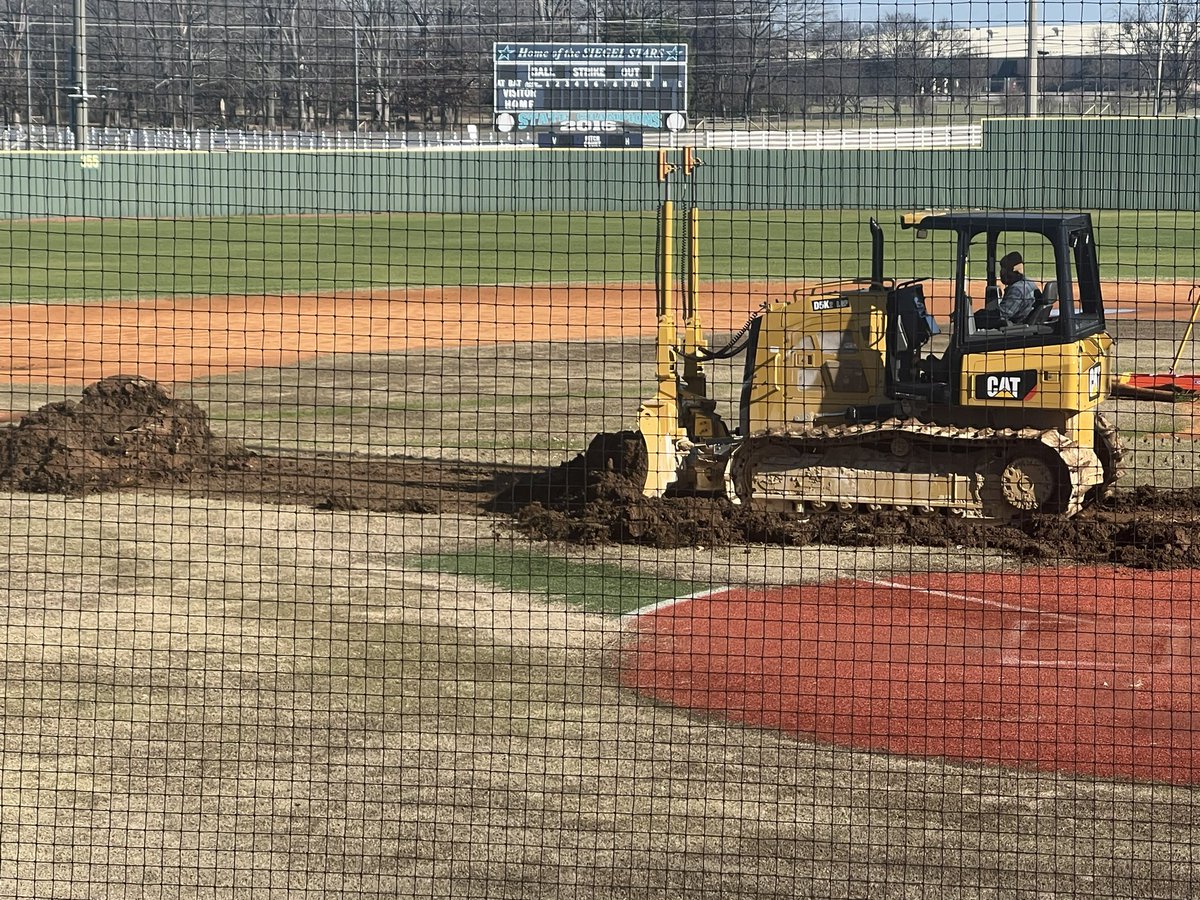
top-left (637, 150), bottom-right (689, 496)
top-left (680, 147), bottom-right (708, 396)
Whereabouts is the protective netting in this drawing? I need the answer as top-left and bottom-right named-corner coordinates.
top-left (1, 2), bottom-right (1198, 898)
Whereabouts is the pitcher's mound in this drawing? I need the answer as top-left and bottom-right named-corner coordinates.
top-left (622, 570), bottom-right (1199, 785)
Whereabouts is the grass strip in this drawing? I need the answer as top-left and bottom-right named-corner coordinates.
top-left (2, 210), bottom-right (1193, 303)
top-left (414, 549), bottom-right (702, 615)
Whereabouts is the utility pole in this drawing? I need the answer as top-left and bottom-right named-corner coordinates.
top-left (1026, 0), bottom-right (1039, 116)
top-left (353, 16), bottom-right (361, 135)
top-left (1155, 0), bottom-right (1169, 115)
top-left (52, 27), bottom-right (61, 127)
top-left (71, 0), bottom-right (90, 149)
top-left (25, 18), bottom-right (33, 147)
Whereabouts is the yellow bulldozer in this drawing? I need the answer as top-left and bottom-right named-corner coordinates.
top-left (599, 149), bottom-right (1125, 521)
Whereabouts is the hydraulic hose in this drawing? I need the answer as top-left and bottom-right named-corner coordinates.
top-left (680, 305), bottom-right (766, 362)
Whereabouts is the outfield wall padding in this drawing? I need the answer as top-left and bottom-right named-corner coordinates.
top-left (2, 118), bottom-right (1197, 218)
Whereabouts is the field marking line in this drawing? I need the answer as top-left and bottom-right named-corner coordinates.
top-left (620, 586), bottom-right (732, 626)
top-left (860, 577), bottom-right (1082, 625)
top-left (620, 575), bottom-right (1087, 632)
top-left (398, 562), bottom-right (728, 625)
top-left (994, 656), bottom-right (1143, 670)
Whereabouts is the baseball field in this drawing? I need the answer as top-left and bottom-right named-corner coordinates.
top-left (1, 209), bottom-right (1198, 898)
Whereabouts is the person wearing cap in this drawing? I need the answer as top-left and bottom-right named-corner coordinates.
top-left (975, 250), bottom-right (1039, 329)
top-left (997, 251), bottom-right (1038, 322)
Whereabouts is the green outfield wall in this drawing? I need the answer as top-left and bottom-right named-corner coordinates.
top-left (1, 118), bottom-right (1197, 218)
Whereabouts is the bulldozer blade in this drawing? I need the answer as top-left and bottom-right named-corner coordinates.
top-left (637, 396), bottom-right (686, 497)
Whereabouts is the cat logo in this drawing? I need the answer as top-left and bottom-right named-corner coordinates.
top-left (987, 376), bottom-right (1023, 398)
top-left (974, 369), bottom-right (1038, 401)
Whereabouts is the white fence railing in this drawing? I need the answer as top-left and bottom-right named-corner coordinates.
top-left (0, 124), bottom-right (531, 151)
top-left (0, 123), bottom-right (983, 153)
top-left (645, 124), bottom-right (983, 150)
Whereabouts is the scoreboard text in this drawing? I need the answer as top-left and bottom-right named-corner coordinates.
top-left (493, 43), bottom-right (688, 132)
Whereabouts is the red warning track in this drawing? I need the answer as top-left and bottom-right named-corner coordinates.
top-left (621, 569), bottom-right (1199, 785)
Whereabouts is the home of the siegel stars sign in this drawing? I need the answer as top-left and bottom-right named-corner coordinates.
top-left (493, 42), bottom-right (688, 139)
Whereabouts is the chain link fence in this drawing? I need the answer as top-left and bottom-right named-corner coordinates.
top-left (1, 2), bottom-right (1198, 899)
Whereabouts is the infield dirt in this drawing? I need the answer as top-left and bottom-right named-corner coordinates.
top-left (2, 372), bottom-right (1199, 570)
top-left (3, 279), bottom-right (1200, 569)
top-left (0, 277), bottom-right (1194, 385)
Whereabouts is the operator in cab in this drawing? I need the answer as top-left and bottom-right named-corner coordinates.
top-left (975, 251), bottom-right (1038, 329)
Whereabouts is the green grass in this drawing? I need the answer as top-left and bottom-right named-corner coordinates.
top-left (414, 549), bottom-right (703, 615)
top-left (0, 212), bottom-right (655, 301)
top-left (1, 210), bottom-right (1196, 303)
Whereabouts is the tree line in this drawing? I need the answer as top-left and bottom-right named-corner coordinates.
top-left (0, 0), bottom-right (1194, 132)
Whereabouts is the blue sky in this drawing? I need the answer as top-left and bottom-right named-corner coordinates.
top-left (842, 2), bottom-right (1117, 26)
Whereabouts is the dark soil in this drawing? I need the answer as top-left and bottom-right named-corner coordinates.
top-left (2, 383), bottom-right (1200, 569)
top-left (489, 432), bottom-right (1200, 570)
top-left (0, 375), bottom-right (494, 514)
top-left (0, 375), bottom-right (234, 494)
top-left (187, 453), bottom-right (496, 514)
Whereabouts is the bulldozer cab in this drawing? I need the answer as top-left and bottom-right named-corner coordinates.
top-left (891, 212), bottom-right (1107, 406)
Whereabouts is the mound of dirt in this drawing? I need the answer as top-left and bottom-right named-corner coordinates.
top-left (491, 430), bottom-right (648, 510)
top-left (493, 433), bottom-right (1200, 569)
top-left (4, 384), bottom-right (1198, 571)
top-left (490, 430), bottom-right (821, 547)
top-left (0, 375), bottom-right (230, 495)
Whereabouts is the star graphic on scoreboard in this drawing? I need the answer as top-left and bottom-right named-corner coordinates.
top-left (664, 45), bottom-right (680, 61)
top-left (496, 44), bottom-right (515, 61)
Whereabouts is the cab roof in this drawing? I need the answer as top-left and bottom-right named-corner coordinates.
top-left (900, 211), bottom-right (1093, 234)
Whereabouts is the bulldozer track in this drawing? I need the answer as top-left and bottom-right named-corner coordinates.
top-left (728, 417), bottom-right (1115, 520)
top-left (1095, 412), bottom-right (1126, 495)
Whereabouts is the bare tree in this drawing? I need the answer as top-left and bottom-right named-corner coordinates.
top-left (272, 0), bottom-right (312, 129)
top-left (865, 13), bottom-right (967, 116)
top-left (523, 0), bottom-right (588, 40)
top-left (350, 0), bottom-right (400, 129)
top-left (665, 0), bottom-right (821, 121)
top-left (387, 0), bottom-right (472, 127)
top-left (0, 0), bottom-right (33, 124)
top-left (806, 16), bottom-right (864, 121)
top-left (123, 0), bottom-right (217, 129)
top-left (734, 0), bottom-right (817, 120)
top-left (234, 0), bottom-right (322, 128)
top-left (18, 0), bottom-right (70, 127)
top-left (1118, 1), bottom-right (1200, 113)
top-left (597, 0), bottom-right (677, 42)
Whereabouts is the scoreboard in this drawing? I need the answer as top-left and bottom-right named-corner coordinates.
top-left (493, 42), bottom-right (687, 133)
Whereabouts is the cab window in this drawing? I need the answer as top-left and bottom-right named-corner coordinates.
top-left (963, 231), bottom-right (1061, 337)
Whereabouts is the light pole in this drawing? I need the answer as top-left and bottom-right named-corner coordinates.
top-left (1026, 0), bottom-right (1040, 116)
top-left (52, 26), bottom-right (60, 127)
top-left (24, 20), bottom-right (33, 147)
top-left (353, 16), bottom-right (361, 135)
top-left (71, 0), bottom-right (90, 149)
top-left (1155, 1), bottom-right (1169, 115)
